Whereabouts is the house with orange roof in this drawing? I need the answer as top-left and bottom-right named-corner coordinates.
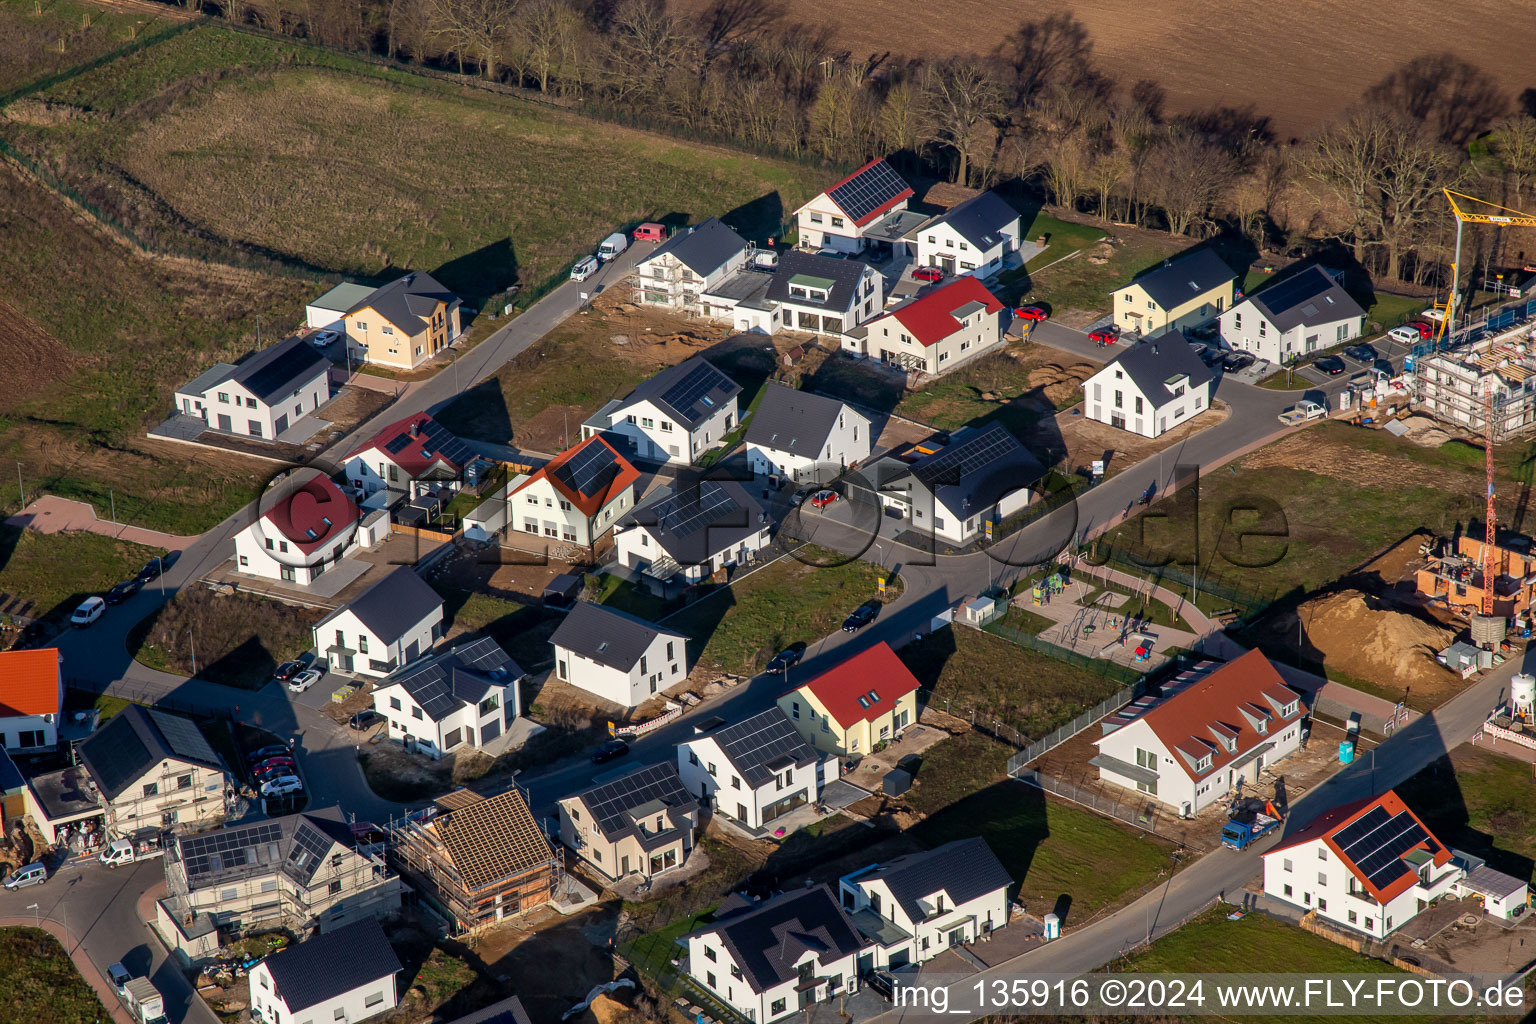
top-left (232, 471), bottom-right (360, 586)
top-left (1260, 790), bottom-right (1463, 937)
top-left (776, 642), bottom-right (920, 757)
top-left (508, 435), bottom-right (639, 548)
top-left (1091, 649), bottom-right (1305, 816)
top-left (0, 648), bottom-right (63, 753)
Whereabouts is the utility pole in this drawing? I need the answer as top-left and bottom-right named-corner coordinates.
top-left (15, 463), bottom-right (22, 507)
top-left (188, 630), bottom-right (198, 676)
top-left (109, 489), bottom-right (115, 524)
top-left (256, 314), bottom-right (263, 348)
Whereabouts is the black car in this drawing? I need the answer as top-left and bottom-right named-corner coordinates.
top-left (1221, 351), bottom-right (1255, 372)
top-left (1315, 355), bottom-right (1347, 375)
top-left (349, 709), bottom-right (382, 730)
top-left (765, 645), bottom-right (805, 674)
top-left (134, 554), bottom-right (173, 584)
top-left (867, 971), bottom-right (898, 1000)
top-left (104, 579), bottom-right (142, 605)
top-left (1343, 343), bottom-right (1377, 364)
top-left (842, 602), bottom-right (879, 632)
top-left (246, 744), bottom-right (290, 764)
top-left (273, 660), bottom-right (304, 683)
top-left (591, 739), bottom-right (630, 764)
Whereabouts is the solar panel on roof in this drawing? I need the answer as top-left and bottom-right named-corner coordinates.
top-left (384, 434), bottom-right (413, 454)
top-left (1332, 805), bottom-right (1390, 853)
top-left (1336, 810), bottom-right (1429, 892)
top-left (652, 482), bottom-right (742, 538)
top-left (239, 342), bottom-right (325, 401)
top-left (554, 442), bottom-right (619, 497)
top-left (149, 709), bottom-right (217, 764)
top-left (661, 363), bottom-right (726, 419)
top-left (827, 161), bottom-right (909, 224)
top-left (912, 428), bottom-right (1019, 488)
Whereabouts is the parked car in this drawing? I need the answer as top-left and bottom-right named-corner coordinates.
top-left (254, 764), bottom-right (297, 784)
top-left (104, 579), bottom-right (142, 605)
top-left (309, 329), bottom-right (339, 348)
top-left (1343, 343), bottom-right (1378, 364)
top-left (570, 256), bottom-right (599, 282)
top-left (867, 971), bottom-right (898, 1000)
top-left (254, 756), bottom-right (297, 774)
top-left (1387, 325), bottom-right (1421, 344)
top-left (598, 232), bottom-right (628, 262)
top-left (2, 863), bottom-right (47, 890)
top-left (632, 222), bottom-right (667, 243)
top-left (1088, 325), bottom-right (1120, 346)
top-left (247, 744), bottom-right (290, 764)
top-left (287, 668), bottom-right (323, 693)
top-left (1314, 355), bottom-right (1347, 375)
top-left (911, 265), bottom-right (944, 283)
top-left (260, 776), bottom-right (303, 797)
top-left (135, 556), bottom-right (170, 583)
top-left (349, 709), bottom-right (382, 730)
top-left (1421, 308), bottom-right (1447, 322)
top-left (842, 602), bottom-right (879, 632)
top-left (1221, 351), bottom-right (1256, 372)
top-left (1199, 348), bottom-right (1224, 367)
top-left (1406, 320), bottom-right (1434, 338)
top-left (591, 739), bottom-right (630, 764)
top-left (766, 645), bottom-right (805, 674)
top-left (70, 596), bottom-right (105, 628)
top-left (272, 660), bottom-right (304, 683)
top-left (1012, 306), bottom-right (1049, 322)
top-left (809, 489), bottom-right (839, 509)
top-left (106, 963), bottom-right (132, 995)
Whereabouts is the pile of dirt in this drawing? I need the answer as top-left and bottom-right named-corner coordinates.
top-left (1277, 588), bottom-right (1456, 690)
top-left (1395, 414), bottom-right (1456, 448)
top-left (1024, 360), bottom-right (1096, 406)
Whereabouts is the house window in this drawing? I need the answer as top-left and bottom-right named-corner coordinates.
top-left (329, 880), bottom-right (342, 895)
top-left (260, 878), bottom-right (278, 893)
top-left (790, 701), bottom-right (799, 720)
top-left (1113, 390), bottom-right (1123, 409)
top-left (143, 782), bottom-right (158, 797)
top-left (706, 972), bottom-right (717, 990)
top-left (390, 697), bottom-right (402, 711)
top-left (358, 635), bottom-right (369, 655)
top-left (1318, 872), bottom-right (1328, 885)
top-left (1318, 848), bottom-right (1327, 861)
top-left (707, 763), bottom-right (717, 777)
top-left (1259, 321), bottom-right (1267, 337)
top-left (730, 965), bottom-right (743, 980)
top-left (221, 887), bottom-right (238, 902)
top-left (704, 946), bottom-right (717, 962)
top-left (177, 774), bottom-right (193, 790)
top-left (809, 213), bottom-right (823, 224)
top-left (1134, 396), bottom-right (1143, 414)
top-left (1318, 898), bottom-right (1328, 911)
top-left (445, 728), bottom-right (463, 749)
top-left (480, 694), bottom-right (499, 715)
top-left (365, 993), bottom-right (385, 1009)
top-left (688, 751), bottom-right (699, 766)
top-left (731, 777), bottom-right (741, 790)
top-left (1283, 858), bottom-right (1292, 873)
top-left (381, 325), bottom-right (394, 336)
top-left (1283, 884), bottom-right (1293, 897)
top-left (411, 707), bottom-right (423, 720)
top-left (1235, 313), bottom-right (1241, 329)
top-left (1348, 910), bottom-right (1358, 924)
top-left (771, 999), bottom-right (786, 1015)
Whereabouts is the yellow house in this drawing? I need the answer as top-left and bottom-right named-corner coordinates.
top-left (1112, 248), bottom-right (1237, 338)
top-left (776, 641), bottom-right (920, 756)
top-left (342, 271), bottom-right (462, 370)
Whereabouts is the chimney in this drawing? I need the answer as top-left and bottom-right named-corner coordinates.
top-left (408, 420), bottom-right (420, 438)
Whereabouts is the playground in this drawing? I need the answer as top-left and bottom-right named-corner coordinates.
top-left (1014, 565), bottom-right (1208, 671)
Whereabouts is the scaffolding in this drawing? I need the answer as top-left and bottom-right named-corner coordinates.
top-left (1410, 322), bottom-right (1536, 441)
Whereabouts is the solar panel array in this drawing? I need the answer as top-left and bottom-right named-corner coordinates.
top-left (238, 341), bottom-right (325, 401)
top-left (554, 440), bottom-right (620, 498)
top-left (287, 822), bottom-right (337, 882)
top-left (79, 715), bottom-right (152, 796)
top-left (181, 820), bottom-right (284, 881)
top-left (828, 160), bottom-right (909, 224)
top-left (660, 362), bottom-right (728, 421)
top-left (1334, 807), bottom-right (1431, 892)
top-left (911, 426), bottom-right (1020, 488)
top-left (1254, 268), bottom-right (1329, 316)
top-left (379, 419), bottom-right (476, 467)
top-left (455, 635), bottom-right (513, 673)
top-left (582, 763), bottom-right (689, 835)
top-left (652, 481), bottom-right (742, 538)
top-left (715, 712), bottom-right (814, 788)
top-left (148, 708), bottom-right (219, 765)
top-left (393, 639), bottom-right (514, 721)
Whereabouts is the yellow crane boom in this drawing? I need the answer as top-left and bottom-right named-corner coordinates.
top-left (1434, 190), bottom-right (1536, 344)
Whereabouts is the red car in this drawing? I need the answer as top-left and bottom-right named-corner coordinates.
top-left (912, 266), bottom-right (945, 283)
top-left (1406, 320), bottom-right (1433, 339)
top-left (1013, 306), bottom-right (1049, 322)
top-left (810, 489), bottom-right (839, 509)
top-left (1089, 326), bottom-right (1120, 346)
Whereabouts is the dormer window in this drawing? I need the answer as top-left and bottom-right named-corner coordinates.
top-left (1225, 737), bottom-right (1236, 753)
top-left (1197, 755), bottom-right (1212, 771)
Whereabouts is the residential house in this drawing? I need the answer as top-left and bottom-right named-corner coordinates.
top-left (508, 434), bottom-right (639, 547)
top-left (313, 566), bottom-right (445, 678)
top-left (613, 476), bottom-right (771, 588)
top-left (249, 917), bottom-right (402, 1024)
top-left (1112, 249), bottom-right (1238, 338)
top-left (559, 762), bottom-right (699, 880)
top-left (1083, 332), bottom-right (1216, 438)
top-left (676, 708), bottom-right (819, 831)
top-left (1261, 790), bottom-right (1462, 937)
top-left (75, 704), bottom-right (229, 835)
top-left (856, 276), bottom-right (1006, 375)
top-left (548, 602), bottom-right (688, 708)
top-left (388, 788), bottom-right (560, 933)
top-left (681, 885), bottom-right (867, 1022)
top-left (372, 636), bottom-right (523, 758)
top-left (0, 647), bottom-right (62, 753)
top-left (342, 271), bottom-right (462, 370)
top-left (794, 158), bottom-right (915, 254)
top-left (743, 382), bottom-right (871, 485)
top-left (908, 191), bottom-right (1021, 279)
top-left (1449, 851), bottom-right (1530, 921)
top-left (343, 412), bottom-right (477, 499)
top-left (767, 250), bottom-right (883, 338)
top-left (232, 472), bottom-right (359, 585)
top-left (838, 837), bottom-right (1012, 969)
top-left (582, 355), bottom-right (741, 466)
top-left (633, 219), bottom-right (750, 315)
top-left (868, 423), bottom-right (1044, 546)
top-left (777, 642), bottom-right (920, 757)
top-left (700, 269), bottom-right (781, 335)
top-left (157, 807), bottom-right (403, 959)
top-left (174, 335), bottom-right (330, 439)
top-left (1091, 649), bottom-right (1305, 816)
top-left (1219, 264), bottom-right (1367, 365)
top-left (306, 282), bottom-right (376, 333)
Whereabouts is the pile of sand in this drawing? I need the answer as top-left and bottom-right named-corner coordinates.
top-left (1026, 361), bottom-right (1096, 406)
top-left (1396, 415), bottom-right (1455, 448)
top-left (1277, 589), bottom-right (1454, 689)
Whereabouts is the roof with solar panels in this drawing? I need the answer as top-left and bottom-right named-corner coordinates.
top-left (618, 474), bottom-right (769, 566)
top-left (879, 422), bottom-right (1045, 518)
top-left (811, 158), bottom-right (915, 227)
top-left (611, 355), bottom-right (741, 430)
top-left (347, 412), bottom-right (475, 478)
top-left (77, 704), bottom-right (224, 800)
top-left (376, 635), bottom-right (521, 723)
top-left (193, 334), bottom-right (328, 404)
top-left (512, 434), bottom-right (638, 518)
top-left (1264, 790), bottom-right (1452, 903)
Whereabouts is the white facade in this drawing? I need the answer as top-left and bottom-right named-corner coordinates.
top-left (684, 919), bottom-right (860, 1023)
top-left (614, 517), bottom-right (771, 584)
top-left (176, 370), bottom-right (328, 441)
top-left (861, 303), bottom-right (1005, 376)
top-left (1262, 836), bottom-right (1461, 937)
top-left (675, 738), bottom-right (818, 831)
top-left (633, 244), bottom-right (748, 314)
top-left (0, 712), bottom-right (57, 753)
top-left (1219, 304), bottom-right (1363, 364)
top-left (595, 397), bottom-right (737, 467)
top-left (510, 472), bottom-right (634, 546)
top-left (233, 519), bottom-right (358, 585)
top-left (746, 407), bottom-right (870, 484)
top-left (911, 217), bottom-right (1019, 280)
top-left (250, 966), bottom-right (397, 1024)
top-left (371, 675), bottom-right (515, 759)
top-left (1084, 362), bottom-right (1212, 439)
top-left (314, 604), bottom-right (442, 679)
top-left (552, 629), bottom-right (686, 708)
top-left (838, 872), bottom-right (1008, 969)
top-left (777, 265), bottom-right (884, 337)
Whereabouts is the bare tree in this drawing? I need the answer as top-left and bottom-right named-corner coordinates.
top-left (696, 0), bottom-right (783, 67)
top-left (1142, 128), bottom-right (1238, 236)
top-left (1228, 145), bottom-right (1290, 247)
top-left (1487, 114), bottom-right (1536, 206)
top-left (422, 0), bottom-right (521, 76)
top-left (1042, 127), bottom-right (1092, 211)
top-left (1365, 53), bottom-right (1510, 147)
top-left (1299, 105), bottom-right (1398, 264)
top-left (877, 76), bottom-right (923, 170)
top-left (921, 57), bottom-right (1005, 186)
top-left (604, 0), bottom-right (699, 103)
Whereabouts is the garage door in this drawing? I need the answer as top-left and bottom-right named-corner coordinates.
top-left (274, 414), bottom-right (289, 435)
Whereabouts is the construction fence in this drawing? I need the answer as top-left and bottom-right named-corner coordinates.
top-left (1012, 768), bottom-right (1184, 844)
top-left (984, 619), bottom-right (1144, 688)
top-left (1003, 678), bottom-right (1149, 776)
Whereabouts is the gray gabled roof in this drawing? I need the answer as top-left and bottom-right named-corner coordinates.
top-left (743, 382), bottom-right (859, 458)
top-left (572, 761), bottom-right (696, 842)
top-left (348, 270), bottom-right (459, 335)
top-left (925, 191), bottom-right (1019, 251)
top-left (315, 565), bottom-right (443, 645)
top-left (858, 837), bottom-right (1012, 924)
top-left (1243, 264), bottom-right (1366, 333)
top-left (699, 707), bottom-right (816, 789)
top-left (617, 475), bottom-right (768, 567)
top-left (382, 636), bottom-right (520, 723)
top-left (883, 423), bottom-right (1045, 519)
top-left (614, 355), bottom-right (741, 430)
top-left (178, 362), bottom-right (239, 399)
top-left (309, 282), bottom-right (376, 314)
top-left (76, 705), bottom-right (222, 801)
top-left (264, 916), bottom-right (402, 1013)
top-left (767, 251), bottom-right (868, 313)
top-left (684, 884), bottom-right (866, 994)
top-left (550, 602), bottom-right (685, 673)
top-left (641, 218), bottom-right (749, 278)
top-left (1124, 248), bottom-right (1237, 311)
top-left (228, 335), bottom-right (330, 404)
top-left (1101, 331), bottom-right (1215, 406)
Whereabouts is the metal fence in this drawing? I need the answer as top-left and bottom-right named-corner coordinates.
top-left (73, 678), bottom-right (228, 719)
top-left (984, 619), bottom-right (1143, 687)
top-left (1012, 768), bottom-right (1181, 842)
top-left (1003, 679), bottom-right (1146, 775)
top-left (1090, 544), bottom-right (1276, 622)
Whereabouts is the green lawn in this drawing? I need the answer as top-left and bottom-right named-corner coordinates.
top-left (1395, 745), bottom-right (1536, 882)
top-left (64, 688), bottom-right (131, 721)
top-left (0, 927), bottom-right (108, 1024)
top-left (619, 908), bottom-right (713, 982)
top-left (439, 588), bottom-right (559, 669)
top-left (1364, 291), bottom-right (1428, 331)
top-left (1005, 215), bottom-right (1184, 315)
top-left (0, 0), bottom-right (169, 98)
top-left (596, 574), bottom-right (682, 621)
top-left (0, 525), bottom-right (163, 623)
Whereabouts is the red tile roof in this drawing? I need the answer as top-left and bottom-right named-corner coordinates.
top-left (1112, 649), bottom-right (1302, 782)
top-left (879, 277), bottom-right (1005, 347)
top-left (0, 648), bottom-right (61, 717)
top-left (789, 642), bottom-right (920, 729)
top-left (264, 474), bottom-right (358, 554)
top-left (348, 412), bottom-right (467, 478)
top-left (511, 435), bottom-right (638, 520)
top-left (823, 158), bottom-right (916, 227)
top-left (1267, 790), bottom-right (1452, 903)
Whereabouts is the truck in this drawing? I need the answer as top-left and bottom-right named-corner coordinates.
top-left (99, 830), bottom-right (166, 868)
top-left (1221, 803), bottom-right (1284, 850)
top-left (1277, 399), bottom-right (1326, 425)
top-left (597, 232), bottom-right (628, 262)
top-left (122, 976), bottom-right (169, 1024)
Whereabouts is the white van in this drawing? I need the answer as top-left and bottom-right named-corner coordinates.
top-left (597, 232), bottom-right (628, 262)
top-left (100, 837), bottom-right (164, 868)
top-left (570, 256), bottom-right (599, 282)
top-left (71, 595), bottom-right (105, 628)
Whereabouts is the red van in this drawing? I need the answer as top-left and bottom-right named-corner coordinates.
top-left (633, 222), bottom-right (667, 243)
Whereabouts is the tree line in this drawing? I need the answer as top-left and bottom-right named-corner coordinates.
top-left (177, 0), bottom-right (1536, 287)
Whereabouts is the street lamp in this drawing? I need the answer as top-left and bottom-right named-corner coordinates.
top-left (26, 903), bottom-right (38, 928)
top-left (188, 629), bottom-right (198, 676)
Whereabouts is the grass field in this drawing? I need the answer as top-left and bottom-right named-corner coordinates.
top-left (1395, 746), bottom-right (1536, 882)
top-left (0, 0), bottom-right (173, 98)
top-left (129, 587), bottom-right (321, 688)
top-left (0, 525), bottom-right (163, 622)
top-left (0, 927), bottom-right (108, 1024)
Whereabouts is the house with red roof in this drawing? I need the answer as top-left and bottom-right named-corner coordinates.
top-left (233, 471), bottom-right (361, 586)
top-left (1091, 649), bottom-right (1305, 816)
top-left (776, 642), bottom-right (920, 756)
top-left (508, 435), bottom-right (638, 548)
top-left (793, 158), bottom-right (916, 255)
top-left (343, 412), bottom-right (477, 499)
top-left (856, 277), bottom-right (1007, 376)
top-left (0, 648), bottom-right (62, 753)
top-left (1260, 790), bottom-right (1463, 937)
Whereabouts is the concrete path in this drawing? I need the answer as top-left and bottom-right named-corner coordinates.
top-left (5, 496), bottom-right (200, 549)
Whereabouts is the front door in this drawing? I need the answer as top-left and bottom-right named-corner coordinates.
top-left (940, 254), bottom-right (955, 275)
top-left (274, 413), bottom-right (289, 436)
top-left (217, 414), bottom-right (232, 432)
top-left (621, 855), bottom-right (630, 875)
top-left (338, 654), bottom-right (353, 671)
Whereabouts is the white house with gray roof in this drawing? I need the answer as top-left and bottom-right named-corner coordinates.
top-left (614, 476), bottom-right (771, 589)
top-left (909, 191), bottom-right (1021, 280)
top-left (1218, 264), bottom-right (1367, 365)
top-left (634, 218), bottom-right (750, 315)
top-left (1084, 332), bottom-right (1215, 438)
top-left (558, 762), bottom-right (699, 880)
top-left (312, 566), bottom-right (444, 678)
top-left (249, 916), bottom-right (402, 1024)
top-left (837, 837), bottom-right (1012, 969)
top-left (744, 382), bottom-right (870, 485)
top-left (582, 355), bottom-right (741, 466)
top-left (174, 335), bottom-right (331, 440)
top-left (371, 636), bottom-right (522, 758)
top-left (549, 602), bottom-right (688, 708)
top-left (1113, 248), bottom-right (1238, 339)
top-left (676, 708), bottom-right (820, 831)
top-left (768, 250), bottom-right (884, 338)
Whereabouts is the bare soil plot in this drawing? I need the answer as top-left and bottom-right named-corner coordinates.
top-left (1045, 398), bottom-right (1230, 478)
top-left (128, 586), bottom-right (323, 689)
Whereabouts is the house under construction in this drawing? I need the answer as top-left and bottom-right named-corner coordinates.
top-left (1414, 530), bottom-right (1536, 620)
top-left (387, 786), bottom-right (561, 934)
top-left (1411, 322), bottom-right (1536, 440)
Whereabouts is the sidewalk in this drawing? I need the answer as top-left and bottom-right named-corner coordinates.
top-left (0, 916), bottom-right (136, 1024)
top-left (6, 496), bottom-right (201, 549)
